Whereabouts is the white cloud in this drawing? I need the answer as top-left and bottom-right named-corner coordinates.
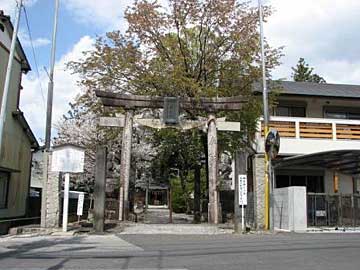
top-left (18, 30), bottom-right (51, 48)
top-left (62, 0), bottom-right (168, 31)
top-left (266, 0), bottom-right (360, 84)
top-left (62, 0), bottom-right (134, 31)
top-left (0, 0), bottom-right (38, 18)
top-left (20, 35), bottom-right (95, 142)
top-left (62, 0), bottom-right (360, 85)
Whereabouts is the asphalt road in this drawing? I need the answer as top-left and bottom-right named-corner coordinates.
top-left (0, 232), bottom-right (360, 269)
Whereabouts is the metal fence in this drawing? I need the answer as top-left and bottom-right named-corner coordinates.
top-left (307, 193), bottom-right (360, 227)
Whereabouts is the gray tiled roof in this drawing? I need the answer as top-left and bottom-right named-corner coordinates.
top-left (254, 81), bottom-right (360, 99)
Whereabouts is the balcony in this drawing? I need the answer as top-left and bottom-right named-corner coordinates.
top-left (256, 116), bottom-right (360, 155)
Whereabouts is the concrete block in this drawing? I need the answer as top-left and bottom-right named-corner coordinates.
top-left (273, 186), bottom-right (307, 232)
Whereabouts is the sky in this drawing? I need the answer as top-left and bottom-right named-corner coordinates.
top-left (1, 0), bottom-right (360, 144)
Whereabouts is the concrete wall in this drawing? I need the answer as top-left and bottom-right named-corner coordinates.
top-left (257, 136), bottom-right (360, 156)
top-left (0, 35), bottom-right (33, 219)
top-left (273, 186), bottom-right (307, 232)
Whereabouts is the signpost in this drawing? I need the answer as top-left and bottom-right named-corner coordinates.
top-left (77, 192), bottom-right (85, 222)
top-left (51, 144), bottom-right (85, 232)
top-left (239, 174), bottom-right (247, 232)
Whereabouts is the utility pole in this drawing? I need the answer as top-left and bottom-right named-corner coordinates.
top-left (41, 0), bottom-right (60, 228)
top-left (0, 0), bottom-right (23, 157)
top-left (258, 0), bottom-right (273, 231)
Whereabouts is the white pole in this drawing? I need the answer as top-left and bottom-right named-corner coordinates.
top-left (0, 0), bottom-right (23, 156)
top-left (258, 0), bottom-right (269, 125)
top-left (41, 0), bottom-right (60, 228)
top-left (45, 0), bottom-right (60, 149)
top-left (62, 173), bottom-right (70, 232)
top-left (241, 204), bottom-right (245, 232)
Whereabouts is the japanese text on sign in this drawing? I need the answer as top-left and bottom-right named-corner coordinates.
top-left (239, 174), bottom-right (247, 206)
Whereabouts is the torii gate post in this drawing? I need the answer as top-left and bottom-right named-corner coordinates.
top-left (207, 114), bottom-right (220, 224)
top-left (119, 110), bottom-right (134, 221)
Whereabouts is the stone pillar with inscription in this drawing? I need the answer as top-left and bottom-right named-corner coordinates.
top-left (94, 146), bottom-right (107, 232)
top-left (253, 154), bottom-right (266, 229)
top-left (41, 151), bottom-right (60, 228)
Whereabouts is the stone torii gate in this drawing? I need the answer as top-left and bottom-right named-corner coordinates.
top-left (96, 90), bottom-right (246, 224)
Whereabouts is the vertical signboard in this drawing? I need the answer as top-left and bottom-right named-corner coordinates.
top-left (239, 174), bottom-right (247, 206)
top-left (77, 193), bottom-right (85, 216)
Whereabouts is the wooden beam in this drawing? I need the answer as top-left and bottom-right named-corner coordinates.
top-left (96, 91), bottom-right (247, 111)
top-left (99, 117), bottom-right (125, 127)
top-left (135, 119), bottom-right (206, 130)
top-left (217, 121), bottom-right (241, 132)
top-left (99, 116), bottom-right (241, 132)
top-left (96, 90), bottom-right (246, 103)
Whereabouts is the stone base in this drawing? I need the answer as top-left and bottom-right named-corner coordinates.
top-left (208, 202), bottom-right (222, 224)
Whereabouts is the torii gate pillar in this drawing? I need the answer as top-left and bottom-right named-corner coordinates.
top-left (207, 114), bottom-right (221, 224)
top-left (119, 110), bottom-right (134, 221)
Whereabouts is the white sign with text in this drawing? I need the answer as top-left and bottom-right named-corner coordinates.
top-left (239, 174), bottom-right (247, 206)
top-left (77, 193), bottom-right (85, 216)
top-left (51, 145), bottom-right (85, 173)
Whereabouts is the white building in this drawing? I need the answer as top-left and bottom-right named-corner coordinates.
top-left (252, 81), bottom-right (360, 229)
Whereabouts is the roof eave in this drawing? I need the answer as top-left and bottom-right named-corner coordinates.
top-left (0, 12), bottom-right (31, 72)
top-left (12, 110), bottom-right (39, 149)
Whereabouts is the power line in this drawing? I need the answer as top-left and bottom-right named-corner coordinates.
top-left (22, 4), bottom-right (47, 108)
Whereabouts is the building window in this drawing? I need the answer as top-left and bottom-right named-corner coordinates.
top-left (324, 106), bottom-right (360, 120)
top-left (274, 101), bottom-right (306, 117)
top-left (275, 174), bottom-right (324, 193)
top-left (0, 172), bottom-right (10, 209)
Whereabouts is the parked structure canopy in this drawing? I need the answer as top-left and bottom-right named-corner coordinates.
top-left (274, 150), bottom-right (360, 175)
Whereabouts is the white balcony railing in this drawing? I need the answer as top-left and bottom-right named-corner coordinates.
top-left (258, 116), bottom-right (360, 141)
